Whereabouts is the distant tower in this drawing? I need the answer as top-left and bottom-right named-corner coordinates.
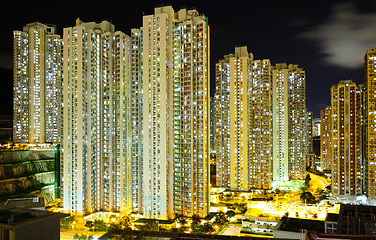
top-left (248, 58), bottom-right (272, 189)
top-left (215, 46), bottom-right (251, 191)
top-left (13, 22), bottom-right (62, 144)
top-left (365, 49), bottom-right (376, 202)
top-left (62, 19), bottom-right (131, 214)
top-left (272, 64), bottom-right (307, 182)
top-left (130, 27), bottom-right (144, 214)
top-left (141, 6), bottom-right (210, 219)
top-left (330, 80), bottom-right (363, 199)
top-left (320, 107), bottom-right (332, 171)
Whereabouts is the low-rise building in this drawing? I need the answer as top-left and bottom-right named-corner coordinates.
top-left (273, 217), bottom-right (324, 239)
top-left (133, 218), bottom-right (176, 230)
top-left (324, 204), bottom-right (376, 235)
top-left (0, 206), bottom-right (66, 240)
top-left (241, 216), bottom-right (278, 235)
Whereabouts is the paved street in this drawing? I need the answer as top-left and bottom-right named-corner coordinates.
top-left (310, 173), bottom-right (329, 190)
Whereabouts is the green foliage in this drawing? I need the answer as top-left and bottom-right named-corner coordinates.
top-left (106, 216), bottom-right (135, 239)
top-left (191, 214), bottom-right (201, 226)
top-left (115, 216), bottom-right (132, 230)
top-left (193, 222), bottom-right (214, 234)
top-left (300, 191), bottom-right (316, 204)
top-left (93, 219), bottom-right (107, 231)
top-left (85, 220), bottom-right (94, 229)
top-left (178, 218), bottom-right (188, 226)
top-left (226, 210), bottom-right (236, 218)
top-left (73, 233), bottom-right (87, 240)
top-left (60, 216), bottom-right (75, 229)
top-left (141, 221), bottom-right (160, 231)
top-left (213, 212), bottom-right (229, 227)
top-left (236, 203), bottom-right (248, 214)
top-left (305, 174), bottom-right (311, 186)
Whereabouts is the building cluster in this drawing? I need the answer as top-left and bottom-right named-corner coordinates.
top-left (13, 6), bottom-right (210, 220)
top-left (320, 49), bottom-right (376, 203)
top-left (214, 47), bottom-right (311, 191)
top-left (14, 4), bottom-right (376, 223)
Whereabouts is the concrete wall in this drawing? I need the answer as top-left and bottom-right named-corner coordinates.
top-left (0, 150), bottom-right (57, 202)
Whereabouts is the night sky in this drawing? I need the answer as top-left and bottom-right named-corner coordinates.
top-left (1, 0), bottom-right (375, 118)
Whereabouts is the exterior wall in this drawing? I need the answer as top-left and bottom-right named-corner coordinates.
top-left (215, 47), bottom-right (251, 191)
top-left (273, 229), bottom-right (302, 240)
top-left (229, 47), bottom-right (249, 190)
top-left (272, 64), bottom-right (307, 182)
top-left (320, 107), bottom-right (332, 171)
top-left (142, 6), bottom-right (175, 220)
top-left (141, 6), bottom-right (210, 219)
top-left (287, 65), bottom-right (307, 180)
top-left (215, 58), bottom-right (231, 188)
top-left (331, 80), bottom-right (362, 198)
top-left (130, 28), bottom-right (143, 214)
top-left (172, 9), bottom-right (210, 218)
top-left (13, 23), bottom-right (61, 144)
top-left (62, 19), bottom-right (130, 214)
top-left (272, 65), bottom-right (290, 181)
top-left (0, 210), bottom-right (63, 240)
top-left (365, 49), bottom-right (376, 200)
top-left (248, 59), bottom-right (272, 189)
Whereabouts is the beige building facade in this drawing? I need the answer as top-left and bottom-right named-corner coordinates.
top-left (62, 19), bottom-right (131, 214)
top-left (13, 22), bottom-right (62, 144)
top-left (142, 6), bottom-right (210, 219)
top-left (330, 80), bottom-right (363, 199)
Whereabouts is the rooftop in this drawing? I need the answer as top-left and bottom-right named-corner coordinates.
top-left (277, 217), bottom-right (325, 233)
top-left (308, 232), bottom-right (376, 240)
top-left (0, 206), bottom-right (66, 226)
top-left (134, 218), bottom-right (175, 225)
top-left (325, 213), bottom-right (339, 222)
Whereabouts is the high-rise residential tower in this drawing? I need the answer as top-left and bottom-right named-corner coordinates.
top-left (62, 19), bottom-right (131, 214)
top-left (13, 22), bottom-right (62, 144)
top-left (330, 80), bottom-right (363, 199)
top-left (248, 58), bottom-right (272, 189)
top-left (215, 46), bottom-right (251, 191)
top-left (364, 49), bottom-right (376, 203)
top-left (130, 27), bottom-right (144, 214)
top-left (142, 6), bottom-right (210, 219)
top-left (320, 106), bottom-right (332, 171)
top-left (215, 47), bottom-right (273, 190)
top-left (272, 64), bottom-right (307, 182)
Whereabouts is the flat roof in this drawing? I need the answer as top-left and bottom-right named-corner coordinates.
top-left (277, 217), bottom-right (325, 233)
top-left (0, 206), bottom-right (67, 226)
top-left (325, 213), bottom-right (339, 222)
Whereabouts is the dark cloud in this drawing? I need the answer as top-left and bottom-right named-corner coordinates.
top-left (0, 53), bottom-right (12, 70)
top-left (302, 3), bottom-right (376, 68)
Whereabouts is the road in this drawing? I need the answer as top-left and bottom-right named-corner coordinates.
top-left (309, 173), bottom-right (329, 191)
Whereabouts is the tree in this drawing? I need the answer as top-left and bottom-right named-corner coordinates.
top-left (236, 203), bottom-right (247, 214)
top-left (179, 218), bottom-right (188, 226)
top-left (202, 222), bottom-right (214, 234)
top-left (214, 212), bottom-right (228, 227)
top-left (85, 220), bottom-right (94, 229)
top-left (118, 216), bottom-right (132, 229)
top-left (60, 216), bottom-right (76, 229)
top-left (226, 210), bottom-right (235, 219)
top-left (141, 221), bottom-right (159, 231)
top-left (93, 220), bottom-right (107, 231)
top-left (191, 214), bottom-right (201, 226)
top-left (305, 174), bottom-right (311, 186)
top-left (300, 191), bottom-right (316, 204)
top-left (73, 234), bottom-right (88, 240)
